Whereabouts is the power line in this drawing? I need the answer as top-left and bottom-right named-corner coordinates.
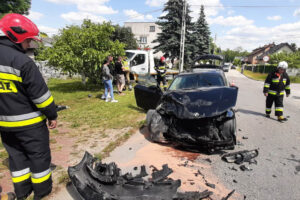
top-left (191, 5), bottom-right (300, 8)
top-left (112, 8), bottom-right (163, 24)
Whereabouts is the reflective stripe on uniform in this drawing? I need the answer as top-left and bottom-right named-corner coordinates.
top-left (285, 85), bottom-right (290, 89)
top-left (0, 65), bottom-right (22, 82)
top-left (264, 83), bottom-right (270, 88)
top-left (268, 90), bottom-right (277, 95)
top-left (272, 78), bottom-right (279, 83)
top-left (31, 169), bottom-right (51, 184)
top-left (0, 111), bottom-right (46, 127)
top-left (32, 91), bottom-right (54, 108)
top-left (275, 107), bottom-right (283, 111)
top-left (266, 108), bottom-right (271, 111)
top-left (11, 168), bottom-right (31, 183)
top-left (279, 92), bottom-right (285, 95)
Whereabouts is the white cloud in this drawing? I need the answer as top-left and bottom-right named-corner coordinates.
top-left (145, 0), bottom-right (166, 7)
top-left (189, 0), bottom-right (223, 19)
top-left (61, 12), bottom-right (106, 23)
top-left (38, 25), bottom-right (58, 36)
top-left (209, 16), bottom-right (254, 27)
top-left (26, 11), bottom-right (44, 21)
top-left (294, 8), bottom-right (300, 17)
top-left (46, 0), bottom-right (117, 15)
top-left (216, 21), bottom-right (300, 51)
top-left (227, 10), bottom-right (235, 15)
top-left (124, 9), bottom-right (153, 21)
top-left (267, 15), bottom-right (282, 21)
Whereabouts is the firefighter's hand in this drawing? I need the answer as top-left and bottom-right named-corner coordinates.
top-left (264, 93), bottom-right (268, 97)
top-left (48, 120), bottom-right (57, 129)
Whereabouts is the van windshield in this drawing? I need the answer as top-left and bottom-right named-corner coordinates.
top-left (126, 52), bottom-right (135, 60)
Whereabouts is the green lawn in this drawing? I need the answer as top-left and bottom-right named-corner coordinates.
top-left (48, 78), bottom-right (145, 129)
top-left (237, 68), bottom-right (300, 83)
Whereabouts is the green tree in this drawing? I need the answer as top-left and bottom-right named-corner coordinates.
top-left (192, 5), bottom-right (210, 59)
top-left (0, 0), bottom-right (31, 18)
top-left (269, 52), bottom-right (300, 68)
top-left (153, 0), bottom-right (194, 64)
top-left (36, 20), bottom-right (125, 84)
top-left (111, 25), bottom-right (138, 50)
top-left (222, 48), bottom-right (249, 63)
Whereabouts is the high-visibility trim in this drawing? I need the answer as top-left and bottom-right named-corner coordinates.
top-left (0, 80), bottom-right (18, 93)
top-left (266, 108), bottom-right (271, 111)
top-left (264, 83), bottom-right (270, 88)
top-left (11, 168), bottom-right (30, 177)
top-left (285, 85), bottom-right (290, 89)
top-left (32, 91), bottom-right (52, 104)
top-left (158, 67), bottom-right (166, 70)
top-left (275, 107), bottom-right (283, 111)
top-left (11, 168), bottom-right (31, 183)
top-left (31, 170), bottom-right (51, 184)
top-left (272, 78), bottom-right (279, 83)
top-left (35, 95), bottom-right (54, 109)
top-left (31, 169), bottom-right (51, 179)
top-left (283, 81), bottom-right (286, 84)
top-left (0, 111), bottom-right (46, 128)
top-left (0, 72), bottom-right (22, 82)
top-left (268, 90), bottom-right (277, 95)
top-left (0, 65), bottom-right (21, 76)
top-left (12, 173), bottom-right (31, 183)
top-left (279, 92), bottom-right (284, 95)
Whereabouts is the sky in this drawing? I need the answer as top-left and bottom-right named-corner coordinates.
top-left (25, 0), bottom-right (300, 52)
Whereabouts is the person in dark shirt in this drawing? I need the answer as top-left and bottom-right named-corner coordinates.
top-left (115, 56), bottom-right (126, 95)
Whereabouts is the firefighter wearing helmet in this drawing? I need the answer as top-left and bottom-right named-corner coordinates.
top-left (0, 14), bottom-right (57, 199)
top-left (263, 61), bottom-right (290, 122)
top-left (155, 56), bottom-right (168, 91)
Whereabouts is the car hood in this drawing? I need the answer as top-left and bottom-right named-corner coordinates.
top-left (160, 87), bottom-right (238, 119)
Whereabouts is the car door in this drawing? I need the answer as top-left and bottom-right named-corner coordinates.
top-left (130, 53), bottom-right (148, 75)
top-left (134, 76), bottom-right (163, 110)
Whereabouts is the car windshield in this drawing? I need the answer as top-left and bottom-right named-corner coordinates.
top-left (168, 73), bottom-right (225, 90)
top-left (125, 52), bottom-right (135, 60)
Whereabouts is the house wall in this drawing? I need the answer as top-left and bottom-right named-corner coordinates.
top-left (124, 22), bottom-right (163, 58)
top-left (276, 46), bottom-right (293, 54)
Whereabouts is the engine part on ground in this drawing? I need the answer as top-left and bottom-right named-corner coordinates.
top-left (68, 152), bottom-right (213, 200)
top-left (56, 105), bottom-right (69, 112)
top-left (221, 149), bottom-right (259, 164)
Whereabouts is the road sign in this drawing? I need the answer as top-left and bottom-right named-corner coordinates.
top-left (263, 55), bottom-right (270, 62)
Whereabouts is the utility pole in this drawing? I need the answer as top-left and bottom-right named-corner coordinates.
top-left (179, 0), bottom-right (187, 72)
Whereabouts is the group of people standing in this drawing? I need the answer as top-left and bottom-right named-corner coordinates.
top-left (101, 55), bottom-right (131, 103)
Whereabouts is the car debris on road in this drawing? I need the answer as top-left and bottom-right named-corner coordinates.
top-left (68, 152), bottom-right (213, 200)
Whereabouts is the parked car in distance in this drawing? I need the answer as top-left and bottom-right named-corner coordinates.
top-left (222, 63), bottom-right (231, 72)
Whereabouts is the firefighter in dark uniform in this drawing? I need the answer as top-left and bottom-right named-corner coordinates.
top-left (0, 14), bottom-right (57, 199)
top-left (263, 61), bottom-right (290, 122)
top-left (155, 56), bottom-right (167, 91)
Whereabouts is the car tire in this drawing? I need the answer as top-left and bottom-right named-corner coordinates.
top-left (222, 117), bottom-right (236, 145)
top-left (146, 110), bottom-right (168, 142)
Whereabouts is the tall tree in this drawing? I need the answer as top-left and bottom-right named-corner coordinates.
top-left (36, 20), bottom-right (125, 84)
top-left (153, 0), bottom-right (194, 64)
top-left (192, 5), bottom-right (210, 59)
top-left (0, 0), bottom-right (31, 18)
top-left (111, 25), bottom-right (138, 50)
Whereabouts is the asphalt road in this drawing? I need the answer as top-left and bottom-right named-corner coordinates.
top-left (53, 69), bottom-right (300, 200)
top-left (212, 69), bottom-right (300, 200)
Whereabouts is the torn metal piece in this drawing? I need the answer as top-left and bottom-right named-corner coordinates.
top-left (221, 149), bottom-right (259, 164)
top-left (69, 152), bottom-right (210, 200)
top-left (221, 189), bottom-right (235, 200)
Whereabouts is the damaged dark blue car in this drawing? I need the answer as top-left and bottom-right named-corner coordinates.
top-left (134, 55), bottom-right (238, 152)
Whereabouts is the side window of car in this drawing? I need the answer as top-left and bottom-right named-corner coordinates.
top-left (132, 54), bottom-right (146, 66)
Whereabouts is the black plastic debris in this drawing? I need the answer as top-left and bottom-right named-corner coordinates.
top-left (68, 152), bottom-right (213, 200)
top-left (242, 136), bottom-right (248, 140)
top-left (56, 105), bottom-right (69, 112)
top-left (221, 149), bottom-right (259, 164)
top-left (240, 165), bottom-right (252, 171)
top-left (221, 189), bottom-right (235, 200)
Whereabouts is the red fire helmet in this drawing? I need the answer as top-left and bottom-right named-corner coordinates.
top-left (0, 13), bottom-right (40, 43)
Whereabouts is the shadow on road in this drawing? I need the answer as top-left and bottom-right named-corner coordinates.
top-left (139, 126), bottom-right (227, 155)
top-left (237, 108), bottom-right (265, 117)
